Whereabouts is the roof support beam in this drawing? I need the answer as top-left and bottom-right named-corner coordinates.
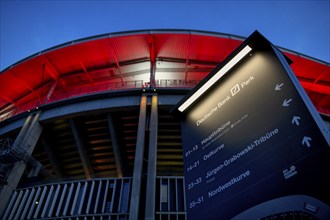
top-left (150, 60), bottom-right (156, 88)
top-left (148, 35), bottom-right (156, 87)
top-left (158, 57), bottom-right (220, 66)
top-left (129, 95), bottom-right (147, 219)
top-left (1, 79), bottom-right (54, 110)
top-left (71, 47), bottom-right (95, 85)
top-left (107, 113), bottom-right (123, 177)
top-left (50, 56), bottom-right (213, 80)
top-left (185, 34), bottom-right (192, 82)
top-left (0, 94), bottom-right (17, 107)
top-left (148, 35), bottom-right (156, 63)
top-left (39, 55), bottom-right (68, 92)
top-left (69, 118), bottom-right (94, 179)
top-left (9, 69), bottom-right (34, 92)
top-left (39, 55), bottom-right (60, 80)
top-left (107, 39), bottom-right (124, 84)
top-left (57, 57), bottom-right (150, 79)
top-left (300, 81), bottom-right (330, 95)
top-left (313, 70), bottom-right (328, 84)
top-left (45, 79), bottom-right (58, 103)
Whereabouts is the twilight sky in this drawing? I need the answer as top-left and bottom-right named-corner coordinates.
top-left (0, 0), bottom-right (329, 71)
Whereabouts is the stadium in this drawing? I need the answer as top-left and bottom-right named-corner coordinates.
top-left (0, 29), bottom-right (329, 219)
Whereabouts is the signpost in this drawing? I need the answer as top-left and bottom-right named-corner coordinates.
top-left (173, 31), bottom-right (330, 219)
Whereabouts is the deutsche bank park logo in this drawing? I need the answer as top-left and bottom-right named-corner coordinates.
top-left (231, 84), bottom-right (240, 96)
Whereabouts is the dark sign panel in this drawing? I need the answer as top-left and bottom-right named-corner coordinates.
top-left (177, 32), bottom-right (330, 219)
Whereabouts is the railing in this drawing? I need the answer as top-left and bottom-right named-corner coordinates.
top-left (0, 79), bottom-right (198, 123)
top-left (2, 178), bottom-right (132, 220)
top-left (2, 176), bottom-right (187, 220)
top-left (48, 80), bottom-right (145, 103)
top-left (156, 79), bottom-right (199, 88)
top-left (156, 176), bottom-right (186, 220)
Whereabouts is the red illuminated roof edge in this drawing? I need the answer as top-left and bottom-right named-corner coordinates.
top-left (2, 29), bottom-right (328, 73)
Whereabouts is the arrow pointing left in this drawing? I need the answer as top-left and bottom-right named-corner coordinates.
top-left (302, 136), bottom-right (312, 147)
top-left (275, 83), bottom-right (284, 91)
top-left (282, 98), bottom-right (292, 107)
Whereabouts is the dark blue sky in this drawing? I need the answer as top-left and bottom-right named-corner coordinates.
top-left (1, 1), bottom-right (329, 71)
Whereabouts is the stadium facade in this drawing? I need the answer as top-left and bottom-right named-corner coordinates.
top-left (0, 30), bottom-right (329, 220)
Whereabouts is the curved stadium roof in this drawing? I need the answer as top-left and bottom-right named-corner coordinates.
top-left (0, 29), bottom-right (329, 122)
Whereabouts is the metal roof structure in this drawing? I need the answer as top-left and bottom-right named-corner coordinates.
top-left (0, 29), bottom-right (329, 122)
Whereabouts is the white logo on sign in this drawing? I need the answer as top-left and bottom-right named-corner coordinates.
top-left (231, 84), bottom-right (240, 96)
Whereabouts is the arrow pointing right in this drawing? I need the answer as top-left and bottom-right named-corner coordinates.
top-left (302, 136), bottom-right (312, 147)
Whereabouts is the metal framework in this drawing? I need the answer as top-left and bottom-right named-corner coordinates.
top-left (0, 30), bottom-right (329, 123)
top-left (0, 137), bottom-right (42, 184)
top-left (0, 138), bottom-right (30, 163)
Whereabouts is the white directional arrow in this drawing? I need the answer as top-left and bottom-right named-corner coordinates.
top-left (302, 136), bottom-right (312, 147)
top-left (282, 98), bottom-right (292, 107)
top-left (275, 83), bottom-right (284, 91)
top-left (292, 116), bottom-right (301, 126)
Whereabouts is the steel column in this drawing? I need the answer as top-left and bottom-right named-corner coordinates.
top-left (108, 114), bottom-right (124, 177)
top-left (129, 95), bottom-right (147, 219)
top-left (145, 94), bottom-right (158, 220)
top-left (69, 118), bottom-right (94, 179)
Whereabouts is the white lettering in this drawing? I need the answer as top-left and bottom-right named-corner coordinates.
top-left (196, 95), bottom-right (232, 127)
top-left (196, 106), bottom-right (218, 127)
top-left (241, 75), bottom-right (255, 88)
top-left (203, 144), bottom-right (224, 161)
top-left (201, 121), bottom-right (231, 146)
top-left (208, 170), bottom-right (250, 198)
top-left (205, 128), bottom-right (279, 179)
